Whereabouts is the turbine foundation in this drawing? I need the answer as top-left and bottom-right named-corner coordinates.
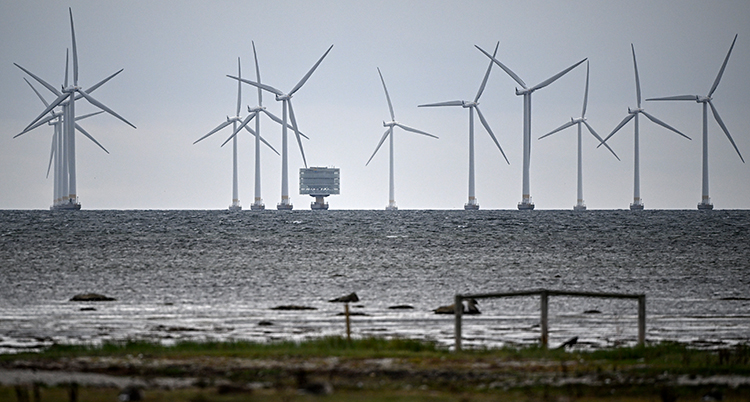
top-left (698, 197), bottom-right (713, 210)
top-left (518, 196), bottom-right (534, 210)
top-left (251, 198), bottom-right (265, 211)
top-left (630, 198), bottom-right (644, 210)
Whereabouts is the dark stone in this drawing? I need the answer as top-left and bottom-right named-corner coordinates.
top-left (258, 320), bottom-right (274, 326)
top-left (329, 292), bottom-right (359, 303)
top-left (271, 305), bottom-right (317, 311)
top-left (336, 311), bottom-right (368, 316)
top-left (584, 309), bottom-right (602, 314)
top-left (388, 305), bottom-right (414, 310)
top-left (69, 293), bottom-right (115, 302)
top-left (79, 307), bottom-right (96, 311)
top-left (118, 385), bottom-right (143, 401)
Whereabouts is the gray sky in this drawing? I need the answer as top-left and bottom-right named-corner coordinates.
top-left (1, 0), bottom-right (748, 210)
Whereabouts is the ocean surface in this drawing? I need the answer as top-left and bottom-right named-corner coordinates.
top-left (1, 209), bottom-right (748, 353)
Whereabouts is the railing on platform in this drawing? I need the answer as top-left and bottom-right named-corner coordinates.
top-left (453, 288), bottom-right (646, 351)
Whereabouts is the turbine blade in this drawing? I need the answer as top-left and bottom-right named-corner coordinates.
top-left (69, 8), bottom-right (78, 86)
top-left (16, 113), bottom-right (59, 137)
top-left (289, 44), bottom-right (333, 97)
top-left (14, 63), bottom-right (62, 96)
top-left (418, 100), bottom-right (464, 107)
top-left (261, 109), bottom-right (309, 139)
top-left (582, 60), bottom-right (589, 118)
top-left (46, 134), bottom-right (56, 178)
top-left (77, 88), bottom-right (137, 129)
top-left (377, 68), bottom-right (396, 121)
top-left (76, 123), bottom-right (109, 154)
top-left (22, 93), bottom-right (69, 132)
top-left (646, 95), bottom-right (699, 101)
top-left (252, 41), bottom-right (262, 106)
top-left (641, 110), bottom-right (690, 140)
top-left (583, 120), bottom-right (620, 161)
top-left (532, 58), bottom-right (587, 92)
top-left (194, 119), bottom-right (232, 144)
top-left (64, 49), bottom-right (69, 88)
top-left (598, 113), bottom-right (635, 148)
top-left (474, 41), bottom-right (499, 102)
top-left (366, 128), bottom-right (391, 166)
top-left (23, 78), bottom-right (50, 108)
top-left (539, 120), bottom-right (576, 139)
top-left (475, 45), bottom-right (527, 88)
top-left (394, 122), bottom-right (438, 139)
top-left (709, 101), bottom-right (744, 162)
top-left (287, 100), bottom-right (307, 168)
top-left (74, 110), bottom-right (105, 121)
top-left (709, 34), bottom-right (738, 98)
top-left (83, 69), bottom-right (123, 94)
top-left (221, 113), bottom-right (257, 147)
top-left (632, 44), bottom-right (641, 108)
top-left (236, 57), bottom-right (242, 117)
top-left (247, 126), bottom-right (280, 156)
top-left (227, 75), bottom-right (283, 96)
top-left (476, 105), bottom-right (509, 164)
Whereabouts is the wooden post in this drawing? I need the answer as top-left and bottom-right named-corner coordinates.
top-left (540, 290), bottom-right (549, 348)
top-left (637, 295), bottom-right (646, 346)
top-left (454, 294), bottom-right (463, 352)
top-left (345, 303), bottom-right (351, 341)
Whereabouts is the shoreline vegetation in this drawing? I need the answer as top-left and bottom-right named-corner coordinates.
top-left (2, 338), bottom-right (750, 401)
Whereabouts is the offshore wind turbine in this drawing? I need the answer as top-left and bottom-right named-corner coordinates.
top-left (598, 44), bottom-right (691, 210)
top-left (193, 56), bottom-right (279, 211)
top-left (16, 8), bottom-right (135, 210)
top-left (221, 42), bottom-right (305, 211)
top-left (367, 68), bottom-right (438, 211)
top-left (476, 45), bottom-right (586, 210)
top-left (228, 45), bottom-right (333, 210)
top-left (17, 77), bottom-right (104, 208)
top-left (539, 61), bottom-right (620, 211)
top-left (419, 42), bottom-right (509, 210)
top-left (646, 34), bottom-right (744, 210)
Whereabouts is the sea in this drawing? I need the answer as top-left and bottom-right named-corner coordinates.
top-left (1, 209), bottom-right (748, 353)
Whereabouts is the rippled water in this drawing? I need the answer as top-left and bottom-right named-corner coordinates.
top-left (1, 209), bottom-right (748, 352)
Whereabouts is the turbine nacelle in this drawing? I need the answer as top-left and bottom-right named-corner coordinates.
top-left (628, 107), bottom-right (643, 115)
top-left (515, 87), bottom-right (533, 96)
top-left (275, 94), bottom-right (291, 102)
top-left (248, 105), bottom-right (266, 113)
top-left (383, 120), bottom-right (396, 128)
top-left (462, 101), bottom-right (477, 108)
top-left (697, 96), bottom-right (712, 103)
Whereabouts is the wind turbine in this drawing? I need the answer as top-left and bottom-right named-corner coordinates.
top-left (598, 44), bottom-right (691, 210)
top-left (419, 42), bottom-right (509, 210)
top-left (539, 61), bottom-right (620, 211)
top-left (476, 45), bottom-right (586, 210)
top-left (367, 68), bottom-right (438, 210)
top-left (193, 56), bottom-right (279, 211)
top-left (227, 45), bottom-right (333, 210)
top-left (646, 34), bottom-right (744, 210)
top-left (16, 8), bottom-right (136, 210)
top-left (17, 77), bottom-right (104, 208)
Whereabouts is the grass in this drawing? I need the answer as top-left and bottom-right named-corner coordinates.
top-left (2, 338), bottom-right (750, 401)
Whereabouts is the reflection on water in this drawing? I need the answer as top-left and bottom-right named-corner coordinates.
top-left (1, 210), bottom-right (748, 352)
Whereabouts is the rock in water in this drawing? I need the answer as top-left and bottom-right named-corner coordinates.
top-left (70, 293), bottom-right (116, 302)
top-left (329, 292), bottom-right (359, 303)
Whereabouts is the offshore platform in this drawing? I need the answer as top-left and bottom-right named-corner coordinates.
top-left (299, 167), bottom-right (340, 210)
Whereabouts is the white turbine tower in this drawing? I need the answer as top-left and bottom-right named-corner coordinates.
top-left (598, 44), bottom-right (691, 210)
top-left (646, 34), bottom-right (744, 210)
top-left (193, 56), bottom-right (279, 211)
top-left (476, 45), bottom-right (586, 210)
top-left (228, 45), bottom-right (333, 210)
top-left (367, 68), bottom-right (438, 211)
top-left (418, 42), bottom-right (509, 210)
top-left (17, 8), bottom-right (136, 210)
top-left (539, 61), bottom-right (620, 211)
top-left (17, 78), bottom-right (104, 208)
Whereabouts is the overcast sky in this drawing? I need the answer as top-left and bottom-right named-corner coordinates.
top-left (1, 0), bottom-right (748, 210)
